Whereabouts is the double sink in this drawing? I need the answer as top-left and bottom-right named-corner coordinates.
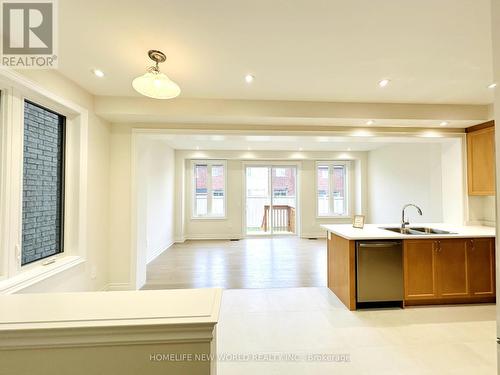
top-left (380, 227), bottom-right (456, 235)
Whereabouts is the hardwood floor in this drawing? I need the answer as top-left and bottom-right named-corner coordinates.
top-left (143, 237), bottom-right (327, 290)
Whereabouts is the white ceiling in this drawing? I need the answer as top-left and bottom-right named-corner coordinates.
top-left (153, 133), bottom-right (459, 151)
top-left (59, 0), bottom-right (494, 104)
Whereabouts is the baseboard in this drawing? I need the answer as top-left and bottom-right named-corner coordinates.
top-left (146, 241), bottom-right (174, 264)
top-left (106, 283), bottom-right (132, 291)
top-left (185, 233), bottom-right (243, 240)
top-left (174, 236), bottom-right (186, 243)
top-left (300, 232), bottom-right (327, 239)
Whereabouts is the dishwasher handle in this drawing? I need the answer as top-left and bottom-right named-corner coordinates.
top-left (358, 241), bottom-right (402, 248)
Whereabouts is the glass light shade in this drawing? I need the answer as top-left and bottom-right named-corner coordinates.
top-left (132, 71), bottom-right (181, 99)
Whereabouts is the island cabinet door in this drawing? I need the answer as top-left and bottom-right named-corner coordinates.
top-left (403, 240), bottom-right (438, 300)
top-left (435, 239), bottom-right (469, 298)
top-left (467, 238), bottom-right (495, 297)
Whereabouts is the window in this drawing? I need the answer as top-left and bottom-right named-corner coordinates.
top-left (21, 101), bottom-right (65, 265)
top-left (317, 162), bottom-right (349, 217)
top-left (273, 188), bottom-right (288, 197)
top-left (0, 75), bottom-right (87, 292)
top-left (275, 168), bottom-right (286, 177)
top-left (192, 160), bottom-right (226, 218)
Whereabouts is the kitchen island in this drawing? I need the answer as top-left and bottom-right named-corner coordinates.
top-left (321, 224), bottom-right (496, 310)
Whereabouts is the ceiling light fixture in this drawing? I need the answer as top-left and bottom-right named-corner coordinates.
top-left (488, 82), bottom-right (497, 89)
top-left (245, 74), bottom-right (255, 83)
top-left (378, 79), bottom-right (390, 87)
top-left (366, 120), bottom-right (374, 126)
top-left (92, 69), bottom-right (105, 78)
top-left (132, 50), bottom-right (180, 99)
top-left (440, 121), bottom-right (448, 126)
top-left (298, 147), bottom-right (303, 151)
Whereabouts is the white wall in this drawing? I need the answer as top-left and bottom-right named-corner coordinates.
top-left (469, 196), bottom-right (496, 226)
top-left (441, 139), bottom-right (466, 225)
top-left (15, 70), bottom-right (111, 293)
top-left (134, 138), bottom-right (175, 288)
top-left (366, 143), bottom-right (447, 224)
top-left (109, 125), bottom-right (132, 290)
top-left (144, 140), bottom-right (176, 262)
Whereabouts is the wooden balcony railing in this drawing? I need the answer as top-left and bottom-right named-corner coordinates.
top-left (261, 205), bottom-right (296, 233)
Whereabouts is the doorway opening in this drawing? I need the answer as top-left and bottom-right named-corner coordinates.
top-left (245, 165), bottom-right (297, 236)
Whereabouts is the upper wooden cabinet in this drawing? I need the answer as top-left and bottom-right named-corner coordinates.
top-left (467, 122), bottom-right (495, 196)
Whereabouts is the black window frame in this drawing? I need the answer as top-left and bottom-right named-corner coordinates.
top-left (21, 99), bottom-right (66, 266)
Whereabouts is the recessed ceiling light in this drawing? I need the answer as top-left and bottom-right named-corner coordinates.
top-left (196, 146), bottom-right (200, 150)
top-left (92, 69), bottom-right (104, 78)
top-left (366, 120), bottom-right (374, 126)
top-left (378, 79), bottom-right (390, 87)
top-left (440, 121), bottom-right (448, 126)
top-left (298, 147), bottom-right (303, 151)
top-left (245, 74), bottom-right (255, 83)
top-left (488, 82), bottom-right (497, 89)
top-left (247, 147), bottom-right (252, 150)
top-left (347, 148), bottom-right (352, 151)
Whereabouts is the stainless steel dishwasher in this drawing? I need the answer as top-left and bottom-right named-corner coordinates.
top-left (356, 240), bottom-right (403, 304)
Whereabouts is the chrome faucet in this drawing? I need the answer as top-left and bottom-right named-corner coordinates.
top-left (401, 204), bottom-right (423, 228)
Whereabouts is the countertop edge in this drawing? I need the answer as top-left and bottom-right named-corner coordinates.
top-left (321, 224), bottom-right (496, 241)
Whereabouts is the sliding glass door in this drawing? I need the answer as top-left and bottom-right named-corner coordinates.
top-left (245, 165), bottom-right (297, 236)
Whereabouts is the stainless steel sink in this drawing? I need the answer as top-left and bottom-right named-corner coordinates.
top-left (382, 227), bottom-right (425, 235)
top-left (380, 227), bottom-right (456, 235)
top-left (409, 227), bottom-right (456, 235)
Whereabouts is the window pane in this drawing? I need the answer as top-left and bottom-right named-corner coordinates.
top-left (332, 166), bottom-right (346, 215)
top-left (317, 166), bottom-right (329, 216)
top-left (211, 165), bottom-right (224, 216)
top-left (274, 167), bottom-right (286, 177)
top-left (22, 101), bottom-right (65, 265)
top-left (195, 164), bottom-right (208, 216)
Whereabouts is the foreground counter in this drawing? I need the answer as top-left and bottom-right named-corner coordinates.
top-left (0, 288), bottom-right (222, 375)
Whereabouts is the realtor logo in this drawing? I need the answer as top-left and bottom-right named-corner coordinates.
top-left (1, 0), bottom-right (57, 68)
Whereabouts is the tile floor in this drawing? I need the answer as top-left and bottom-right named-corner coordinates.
top-left (217, 288), bottom-right (497, 374)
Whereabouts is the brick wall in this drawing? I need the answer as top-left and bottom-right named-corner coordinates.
top-left (21, 101), bottom-right (64, 265)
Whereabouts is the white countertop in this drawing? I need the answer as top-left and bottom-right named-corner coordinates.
top-left (321, 223), bottom-right (496, 241)
top-left (0, 288), bottom-right (222, 331)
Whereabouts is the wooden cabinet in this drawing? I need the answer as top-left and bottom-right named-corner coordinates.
top-left (436, 239), bottom-right (469, 297)
top-left (326, 233), bottom-right (356, 310)
top-left (467, 238), bottom-right (495, 297)
top-left (404, 240), bottom-right (437, 300)
top-left (404, 237), bottom-right (495, 305)
top-left (467, 123), bottom-right (495, 196)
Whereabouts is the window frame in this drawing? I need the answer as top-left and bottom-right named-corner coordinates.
top-left (0, 70), bottom-right (88, 293)
top-left (191, 160), bottom-right (227, 220)
top-left (315, 161), bottom-right (352, 218)
top-left (20, 100), bottom-right (66, 266)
